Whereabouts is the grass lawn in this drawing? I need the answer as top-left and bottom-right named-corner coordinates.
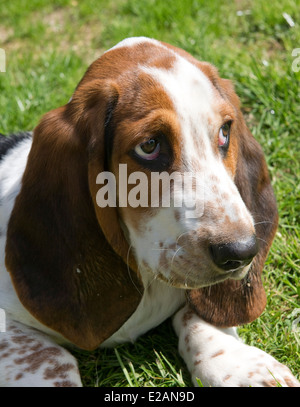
top-left (1, 0), bottom-right (299, 386)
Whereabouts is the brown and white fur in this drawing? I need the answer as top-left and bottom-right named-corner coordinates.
top-left (0, 37), bottom-right (299, 387)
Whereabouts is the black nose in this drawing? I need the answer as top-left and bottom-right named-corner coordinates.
top-left (210, 235), bottom-right (258, 272)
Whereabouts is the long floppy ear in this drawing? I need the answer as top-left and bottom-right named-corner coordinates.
top-left (187, 77), bottom-right (278, 327)
top-left (5, 80), bottom-right (143, 350)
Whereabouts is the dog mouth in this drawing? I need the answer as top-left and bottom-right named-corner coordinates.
top-left (153, 261), bottom-right (251, 290)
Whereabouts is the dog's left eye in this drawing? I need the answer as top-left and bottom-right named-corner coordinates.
top-left (218, 122), bottom-right (231, 149)
top-left (134, 138), bottom-right (161, 160)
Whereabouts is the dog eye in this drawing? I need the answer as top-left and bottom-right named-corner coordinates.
top-left (134, 138), bottom-right (161, 160)
top-left (218, 122), bottom-right (231, 149)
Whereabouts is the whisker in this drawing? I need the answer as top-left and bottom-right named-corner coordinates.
top-left (126, 244), bottom-right (143, 296)
top-left (184, 264), bottom-right (195, 288)
top-left (256, 236), bottom-right (268, 245)
top-left (171, 245), bottom-right (185, 267)
top-left (176, 230), bottom-right (190, 245)
top-left (251, 212), bottom-right (276, 221)
top-left (254, 220), bottom-right (275, 226)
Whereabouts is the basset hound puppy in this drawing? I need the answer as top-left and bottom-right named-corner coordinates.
top-left (0, 37), bottom-right (299, 387)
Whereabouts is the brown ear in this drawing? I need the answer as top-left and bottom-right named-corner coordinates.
top-left (187, 79), bottom-right (278, 327)
top-left (5, 80), bottom-right (143, 350)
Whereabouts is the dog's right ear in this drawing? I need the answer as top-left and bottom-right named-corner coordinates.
top-left (5, 79), bottom-right (143, 350)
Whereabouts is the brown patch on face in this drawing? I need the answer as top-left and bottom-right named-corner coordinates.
top-left (149, 54), bottom-right (176, 71)
top-left (223, 130), bottom-right (239, 176)
top-left (117, 73), bottom-right (176, 124)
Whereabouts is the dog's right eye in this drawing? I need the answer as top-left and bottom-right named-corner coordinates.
top-left (134, 138), bottom-right (161, 160)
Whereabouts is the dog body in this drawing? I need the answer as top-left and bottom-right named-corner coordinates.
top-left (0, 38), bottom-right (299, 387)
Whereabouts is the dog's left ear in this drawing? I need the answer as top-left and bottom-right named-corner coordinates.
top-left (188, 73), bottom-right (278, 327)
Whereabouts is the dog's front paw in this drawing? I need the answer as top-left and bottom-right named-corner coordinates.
top-left (192, 344), bottom-right (299, 387)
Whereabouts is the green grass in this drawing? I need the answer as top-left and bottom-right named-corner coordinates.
top-left (1, 0), bottom-right (299, 386)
